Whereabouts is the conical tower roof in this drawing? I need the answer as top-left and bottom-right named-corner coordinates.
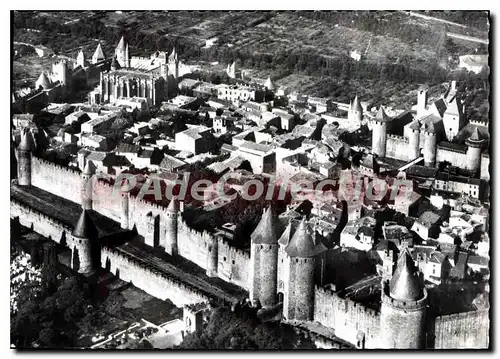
top-left (36, 72), bottom-right (52, 90)
top-left (169, 47), bottom-right (178, 63)
top-left (18, 129), bottom-right (36, 152)
top-left (93, 43), bottom-right (105, 62)
top-left (424, 122), bottom-right (436, 134)
top-left (469, 127), bottom-right (481, 141)
top-left (278, 221), bottom-right (295, 246)
top-left (374, 106), bottom-right (391, 122)
top-left (285, 217), bottom-right (327, 258)
top-left (264, 77), bottom-right (275, 91)
top-left (352, 95), bottom-right (362, 112)
top-left (466, 126), bottom-right (485, 147)
top-left (77, 49), bottom-right (85, 61)
top-left (409, 119), bottom-right (421, 131)
top-left (389, 249), bottom-right (423, 301)
top-left (72, 209), bottom-right (98, 239)
top-left (83, 160), bottom-right (94, 175)
top-left (116, 36), bottom-right (126, 53)
top-left (251, 207), bottom-right (279, 244)
top-left (167, 197), bottom-right (178, 212)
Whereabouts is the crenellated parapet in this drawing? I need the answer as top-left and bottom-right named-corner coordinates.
top-left (381, 280), bottom-right (427, 312)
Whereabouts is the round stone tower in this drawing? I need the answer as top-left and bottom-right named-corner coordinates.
top-left (81, 161), bottom-right (94, 210)
top-left (372, 106), bottom-right (391, 158)
top-left (16, 128), bottom-right (36, 187)
top-left (283, 217), bottom-right (327, 321)
top-left (165, 197), bottom-right (179, 256)
top-left (349, 95), bottom-right (363, 123)
top-left (206, 233), bottom-right (219, 278)
top-left (423, 122), bottom-right (437, 167)
top-left (466, 127), bottom-right (485, 172)
top-left (249, 206), bottom-right (279, 308)
top-left (409, 120), bottom-right (421, 159)
top-left (72, 208), bottom-right (99, 275)
top-left (120, 191), bottom-right (129, 229)
top-left (380, 249), bottom-right (427, 349)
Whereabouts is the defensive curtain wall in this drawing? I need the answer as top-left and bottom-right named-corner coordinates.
top-left (11, 199), bottom-right (209, 307)
top-left (21, 156), bottom-right (252, 290)
top-left (430, 309), bottom-right (489, 349)
top-left (385, 135), bottom-right (413, 162)
top-left (436, 145), bottom-right (468, 168)
top-left (31, 157), bottom-right (83, 205)
top-left (314, 285), bottom-right (381, 349)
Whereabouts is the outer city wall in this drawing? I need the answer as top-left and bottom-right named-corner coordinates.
top-left (11, 199), bottom-right (73, 246)
top-left (433, 309), bottom-right (489, 349)
top-left (10, 199), bottom-right (209, 308)
top-left (101, 246), bottom-right (209, 307)
top-left (314, 286), bottom-right (381, 349)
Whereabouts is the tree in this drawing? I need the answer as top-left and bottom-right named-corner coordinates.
top-left (179, 307), bottom-right (315, 350)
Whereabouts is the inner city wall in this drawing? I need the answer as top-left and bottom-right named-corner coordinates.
top-left (314, 285), bottom-right (381, 348)
top-left (432, 309), bottom-right (489, 349)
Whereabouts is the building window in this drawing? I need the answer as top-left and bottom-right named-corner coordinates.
top-left (223, 257), bottom-right (226, 262)
top-left (232, 260), bottom-right (235, 265)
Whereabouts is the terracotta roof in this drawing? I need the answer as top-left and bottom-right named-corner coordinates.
top-left (417, 211), bottom-right (441, 226)
top-left (389, 249), bottom-right (424, 301)
top-left (72, 209), bottom-right (98, 239)
top-left (251, 207), bottom-right (279, 244)
top-left (116, 142), bottom-right (141, 154)
top-left (429, 251), bottom-right (447, 264)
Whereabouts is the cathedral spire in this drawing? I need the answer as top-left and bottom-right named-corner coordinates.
top-left (77, 49), bottom-right (85, 67)
top-left (92, 42), bottom-right (105, 64)
top-left (116, 36), bottom-right (126, 53)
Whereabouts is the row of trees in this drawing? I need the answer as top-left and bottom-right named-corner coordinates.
top-left (179, 307), bottom-right (315, 349)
